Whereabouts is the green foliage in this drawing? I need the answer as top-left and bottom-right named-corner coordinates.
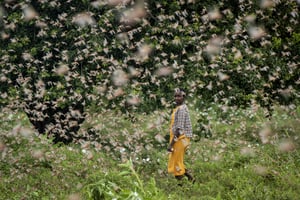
top-left (84, 158), bottom-right (165, 200)
top-left (272, 37), bottom-right (282, 50)
top-left (1, 105), bottom-right (299, 199)
top-left (0, 0), bottom-right (299, 146)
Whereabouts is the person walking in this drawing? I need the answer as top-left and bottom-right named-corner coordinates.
top-left (167, 88), bottom-right (195, 183)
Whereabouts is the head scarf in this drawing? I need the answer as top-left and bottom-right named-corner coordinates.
top-left (174, 88), bottom-right (186, 97)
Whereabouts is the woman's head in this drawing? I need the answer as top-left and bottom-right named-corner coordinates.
top-left (174, 88), bottom-right (186, 105)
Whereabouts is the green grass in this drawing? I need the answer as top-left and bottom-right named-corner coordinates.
top-left (0, 105), bottom-right (299, 199)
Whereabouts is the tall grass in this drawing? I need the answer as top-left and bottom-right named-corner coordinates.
top-left (0, 104), bottom-right (299, 199)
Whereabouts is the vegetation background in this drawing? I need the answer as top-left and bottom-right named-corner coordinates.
top-left (0, 0), bottom-right (299, 199)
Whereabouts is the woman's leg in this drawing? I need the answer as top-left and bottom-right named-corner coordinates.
top-left (184, 169), bottom-right (195, 183)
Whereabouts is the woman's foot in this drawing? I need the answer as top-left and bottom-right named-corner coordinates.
top-left (175, 175), bottom-right (184, 186)
top-left (184, 171), bottom-right (195, 184)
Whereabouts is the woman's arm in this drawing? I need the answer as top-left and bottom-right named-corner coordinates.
top-left (167, 137), bottom-right (176, 152)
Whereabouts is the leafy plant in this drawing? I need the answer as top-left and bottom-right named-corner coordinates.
top-left (1, 0), bottom-right (299, 143)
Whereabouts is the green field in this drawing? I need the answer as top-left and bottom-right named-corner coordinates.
top-left (1, 105), bottom-right (299, 200)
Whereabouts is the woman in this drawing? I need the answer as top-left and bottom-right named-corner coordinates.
top-left (167, 88), bottom-right (194, 183)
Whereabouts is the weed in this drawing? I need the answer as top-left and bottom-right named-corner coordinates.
top-left (0, 105), bottom-right (299, 199)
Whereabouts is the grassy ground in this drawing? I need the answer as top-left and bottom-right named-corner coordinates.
top-left (0, 104), bottom-right (299, 199)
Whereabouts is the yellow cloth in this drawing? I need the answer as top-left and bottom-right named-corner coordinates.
top-left (167, 106), bottom-right (190, 176)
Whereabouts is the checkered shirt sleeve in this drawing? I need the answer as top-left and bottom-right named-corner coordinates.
top-left (172, 104), bottom-right (193, 138)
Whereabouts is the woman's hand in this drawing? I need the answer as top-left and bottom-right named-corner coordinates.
top-left (174, 129), bottom-right (178, 137)
top-left (167, 145), bottom-right (174, 152)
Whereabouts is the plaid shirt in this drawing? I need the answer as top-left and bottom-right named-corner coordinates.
top-left (172, 104), bottom-right (193, 138)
